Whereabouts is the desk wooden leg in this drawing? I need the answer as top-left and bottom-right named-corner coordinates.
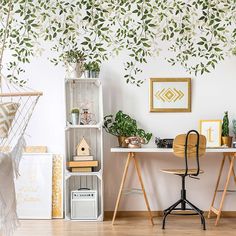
top-left (228, 156), bottom-right (236, 184)
top-left (208, 156), bottom-right (226, 219)
top-left (132, 153), bottom-right (154, 226)
top-left (215, 155), bottom-right (235, 226)
top-left (112, 153), bottom-right (132, 225)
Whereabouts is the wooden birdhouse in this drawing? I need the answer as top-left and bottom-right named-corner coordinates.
top-left (76, 137), bottom-right (90, 156)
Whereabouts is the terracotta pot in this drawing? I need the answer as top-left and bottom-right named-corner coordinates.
top-left (221, 136), bottom-right (233, 147)
top-left (118, 136), bottom-right (128, 148)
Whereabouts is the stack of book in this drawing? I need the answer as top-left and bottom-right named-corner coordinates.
top-left (68, 156), bottom-right (98, 172)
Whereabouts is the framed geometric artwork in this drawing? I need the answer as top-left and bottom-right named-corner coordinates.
top-left (149, 78), bottom-right (191, 112)
top-left (199, 120), bottom-right (222, 147)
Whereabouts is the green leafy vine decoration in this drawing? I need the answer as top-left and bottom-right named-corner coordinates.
top-left (0, 0), bottom-right (235, 86)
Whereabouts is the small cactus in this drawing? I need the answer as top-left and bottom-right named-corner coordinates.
top-left (222, 111), bottom-right (229, 137)
top-left (71, 108), bottom-right (80, 114)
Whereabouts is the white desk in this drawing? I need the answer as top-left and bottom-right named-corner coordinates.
top-left (111, 147), bottom-right (236, 226)
top-left (111, 147), bottom-right (236, 153)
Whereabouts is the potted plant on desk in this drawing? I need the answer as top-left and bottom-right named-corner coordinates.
top-left (103, 110), bottom-right (152, 147)
top-left (222, 111), bottom-right (233, 147)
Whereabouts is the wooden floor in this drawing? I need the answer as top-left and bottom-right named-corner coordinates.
top-left (14, 216), bottom-right (236, 236)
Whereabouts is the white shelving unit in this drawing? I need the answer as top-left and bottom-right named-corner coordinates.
top-left (64, 78), bottom-right (104, 221)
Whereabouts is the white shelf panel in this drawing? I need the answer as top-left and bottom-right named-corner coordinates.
top-left (65, 124), bottom-right (101, 130)
top-left (65, 213), bottom-right (103, 222)
top-left (65, 78), bottom-right (101, 83)
top-left (65, 170), bottom-right (102, 180)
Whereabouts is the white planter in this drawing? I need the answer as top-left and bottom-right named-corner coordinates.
top-left (71, 113), bottom-right (79, 125)
top-left (90, 71), bottom-right (100, 78)
top-left (66, 62), bottom-right (84, 78)
top-left (84, 70), bottom-right (90, 78)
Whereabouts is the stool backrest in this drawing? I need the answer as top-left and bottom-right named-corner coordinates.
top-left (173, 130), bottom-right (206, 177)
top-left (173, 133), bottom-right (206, 158)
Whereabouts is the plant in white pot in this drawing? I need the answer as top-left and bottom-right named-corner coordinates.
top-left (71, 108), bottom-right (80, 125)
top-left (84, 61), bottom-right (100, 78)
top-left (90, 61), bottom-right (100, 78)
top-left (63, 50), bottom-right (86, 78)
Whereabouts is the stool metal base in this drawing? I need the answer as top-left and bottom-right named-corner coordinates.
top-left (162, 176), bottom-right (206, 230)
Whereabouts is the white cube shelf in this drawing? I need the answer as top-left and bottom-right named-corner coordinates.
top-left (65, 175), bottom-right (103, 221)
top-left (64, 78), bottom-right (104, 221)
top-left (65, 128), bottom-right (102, 172)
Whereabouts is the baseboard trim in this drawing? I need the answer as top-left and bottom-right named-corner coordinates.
top-left (104, 211), bottom-right (236, 219)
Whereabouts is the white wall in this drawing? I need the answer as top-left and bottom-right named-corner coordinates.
top-left (24, 50), bottom-right (236, 211)
top-left (101, 54), bottom-right (236, 211)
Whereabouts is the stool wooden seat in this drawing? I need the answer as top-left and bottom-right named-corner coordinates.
top-left (161, 169), bottom-right (204, 175)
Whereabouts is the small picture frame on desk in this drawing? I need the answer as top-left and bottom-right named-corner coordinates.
top-left (199, 120), bottom-right (222, 147)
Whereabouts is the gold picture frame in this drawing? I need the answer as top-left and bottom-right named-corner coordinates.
top-left (199, 120), bottom-right (222, 147)
top-left (149, 78), bottom-right (191, 112)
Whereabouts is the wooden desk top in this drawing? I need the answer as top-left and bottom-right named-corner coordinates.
top-left (111, 147), bottom-right (236, 153)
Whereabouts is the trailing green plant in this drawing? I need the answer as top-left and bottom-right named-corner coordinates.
top-left (222, 111), bottom-right (230, 137)
top-left (63, 50), bottom-right (86, 64)
top-left (103, 110), bottom-right (152, 143)
top-left (71, 108), bottom-right (80, 114)
top-left (1, 0), bottom-right (236, 86)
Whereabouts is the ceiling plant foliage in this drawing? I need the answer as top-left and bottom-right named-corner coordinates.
top-left (0, 0), bottom-right (235, 86)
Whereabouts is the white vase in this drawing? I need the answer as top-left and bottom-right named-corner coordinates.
top-left (66, 62), bottom-right (84, 78)
top-left (84, 70), bottom-right (90, 78)
top-left (71, 113), bottom-right (79, 125)
top-left (75, 61), bottom-right (84, 78)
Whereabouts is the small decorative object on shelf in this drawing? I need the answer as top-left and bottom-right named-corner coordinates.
top-left (76, 137), bottom-right (90, 156)
top-left (63, 50), bottom-right (86, 78)
top-left (155, 138), bottom-right (174, 148)
top-left (80, 109), bottom-right (96, 125)
top-left (84, 62), bottom-right (100, 78)
top-left (69, 138), bottom-right (97, 172)
top-left (71, 108), bottom-right (80, 125)
top-left (222, 111), bottom-right (233, 147)
top-left (67, 160), bottom-right (98, 172)
top-left (125, 136), bottom-right (145, 148)
top-left (73, 155), bottom-right (93, 161)
top-left (103, 110), bottom-right (152, 147)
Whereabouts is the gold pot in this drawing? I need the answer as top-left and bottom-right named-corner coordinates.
top-left (221, 136), bottom-right (233, 147)
top-left (118, 136), bottom-right (128, 148)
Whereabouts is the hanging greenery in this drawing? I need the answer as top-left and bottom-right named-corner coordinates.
top-left (0, 0), bottom-right (236, 86)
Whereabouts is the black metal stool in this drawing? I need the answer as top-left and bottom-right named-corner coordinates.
top-left (161, 130), bottom-right (206, 230)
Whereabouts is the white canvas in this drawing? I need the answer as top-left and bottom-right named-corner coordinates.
top-left (15, 153), bottom-right (53, 219)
